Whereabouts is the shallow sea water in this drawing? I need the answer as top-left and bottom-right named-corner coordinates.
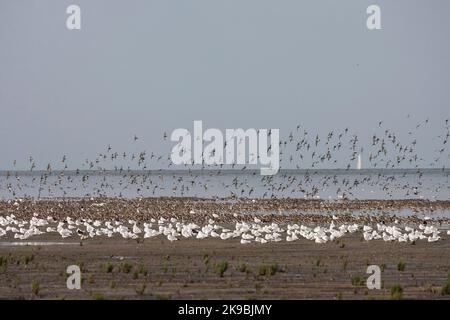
top-left (0, 169), bottom-right (449, 200)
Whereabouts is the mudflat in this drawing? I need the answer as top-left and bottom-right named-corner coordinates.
top-left (0, 233), bottom-right (449, 300)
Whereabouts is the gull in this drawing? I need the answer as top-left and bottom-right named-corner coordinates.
top-left (273, 231), bottom-right (282, 238)
top-left (105, 222), bottom-right (114, 229)
top-left (408, 232), bottom-right (418, 242)
top-left (59, 228), bottom-right (72, 238)
top-left (392, 228), bottom-right (402, 238)
top-left (273, 235), bottom-right (282, 242)
top-left (210, 230), bottom-right (220, 237)
top-left (363, 232), bottom-right (373, 241)
top-left (251, 229), bottom-right (262, 237)
top-left (423, 226), bottom-right (436, 235)
top-left (93, 220), bottom-right (102, 227)
top-left (143, 222), bottom-right (152, 229)
top-left (144, 229), bottom-right (159, 238)
top-left (162, 227), bottom-right (173, 236)
top-left (167, 234), bottom-right (178, 241)
top-left (286, 233), bottom-right (298, 242)
top-left (240, 239), bottom-right (251, 244)
top-left (329, 232), bottom-right (337, 241)
top-left (85, 224), bottom-right (94, 233)
top-left (314, 236), bottom-right (326, 244)
top-left (132, 224), bottom-right (142, 234)
top-left (242, 233), bottom-right (254, 240)
top-left (328, 221), bottom-right (336, 231)
top-left (190, 223), bottom-right (200, 229)
top-left (264, 234), bottom-right (274, 241)
top-left (253, 236), bottom-right (262, 243)
top-left (181, 228), bottom-right (193, 238)
top-left (196, 231), bottom-right (208, 239)
top-left (428, 233), bottom-right (440, 242)
top-left (348, 224), bottom-right (359, 233)
top-left (371, 230), bottom-right (381, 240)
top-left (382, 232), bottom-right (393, 242)
top-left (220, 232), bottom-right (232, 240)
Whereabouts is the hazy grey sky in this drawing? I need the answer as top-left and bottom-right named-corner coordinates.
top-left (1, 0), bottom-right (449, 169)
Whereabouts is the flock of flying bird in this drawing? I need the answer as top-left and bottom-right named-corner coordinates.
top-left (0, 117), bottom-right (449, 200)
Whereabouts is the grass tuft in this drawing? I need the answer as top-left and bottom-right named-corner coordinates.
top-left (397, 261), bottom-right (406, 271)
top-left (214, 260), bottom-right (229, 277)
top-left (258, 263), bottom-right (279, 277)
top-left (390, 284), bottom-right (403, 300)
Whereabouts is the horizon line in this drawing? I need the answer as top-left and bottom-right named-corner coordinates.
top-left (0, 167), bottom-right (448, 176)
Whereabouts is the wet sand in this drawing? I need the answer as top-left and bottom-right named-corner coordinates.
top-left (0, 233), bottom-right (449, 300)
top-left (1, 197), bottom-right (449, 300)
